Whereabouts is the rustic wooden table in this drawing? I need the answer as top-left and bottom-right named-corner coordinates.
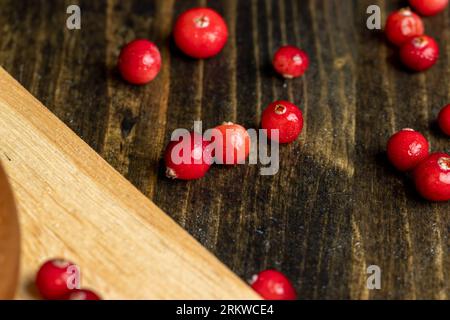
top-left (0, 0), bottom-right (448, 299)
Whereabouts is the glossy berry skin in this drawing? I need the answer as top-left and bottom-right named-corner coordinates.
top-left (261, 100), bottom-right (303, 144)
top-left (400, 35), bottom-right (439, 72)
top-left (409, 0), bottom-right (449, 16)
top-left (212, 123), bottom-right (250, 165)
top-left (173, 8), bottom-right (228, 59)
top-left (273, 45), bottom-right (309, 79)
top-left (413, 153), bottom-right (450, 201)
top-left (385, 8), bottom-right (424, 46)
top-left (62, 289), bottom-right (101, 300)
top-left (386, 129), bottom-right (429, 171)
top-left (118, 39), bottom-right (161, 85)
top-left (250, 270), bottom-right (297, 300)
top-left (164, 132), bottom-right (212, 180)
top-left (438, 104), bottom-right (450, 136)
top-left (35, 259), bottom-right (76, 300)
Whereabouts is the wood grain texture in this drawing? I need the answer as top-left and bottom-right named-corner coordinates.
top-left (0, 67), bottom-right (259, 299)
top-left (0, 0), bottom-right (448, 299)
top-left (0, 163), bottom-right (20, 299)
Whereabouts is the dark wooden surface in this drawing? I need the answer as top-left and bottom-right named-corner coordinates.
top-left (0, 0), bottom-right (448, 299)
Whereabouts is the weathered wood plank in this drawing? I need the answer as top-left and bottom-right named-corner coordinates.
top-left (0, 0), bottom-right (448, 299)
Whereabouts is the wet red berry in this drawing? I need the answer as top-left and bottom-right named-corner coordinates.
top-left (261, 100), bottom-right (303, 144)
top-left (400, 35), bottom-right (439, 71)
top-left (250, 270), bottom-right (297, 300)
top-left (385, 8), bottom-right (424, 46)
top-left (273, 45), bottom-right (309, 79)
top-left (413, 152), bottom-right (450, 201)
top-left (173, 7), bottom-right (228, 59)
top-left (118, 39), bottom-right (162, 85)
top-left (164, 131), bottom-right (212, 180)
top-left (438, 104), bottom-right (450, 136)
top-left (36, 259), bottom-right (77, 300)
top-left (409, 0), bottom-right (449, 16)
top-left (212, 122), bottom-right (250, 165)
top-left (62, 289), bottom-right (101, 300)
top-left (387, 129), bottom-right (429, 171)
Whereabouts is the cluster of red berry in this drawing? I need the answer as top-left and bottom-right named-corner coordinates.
top-left (387, 105), bottom-right (450, 202)
top-left (116, 7), bottom-right (308, 181)
top-left (36, 3), bottom-right (450, 301)
top-left (165, 100), bottom-right (304, 180)
top-left (33, 8), bottom-right (307, 300)
top-left (384, 1), bottom-right (450, 202)
top-left (385, 0), bottom-right (448, 71)
top-left (117, 8), bottom-right (309, 83)
top-left (164, 123), bottom-right (251, 180)
top-left (35, 259), bottom-right (101, 300)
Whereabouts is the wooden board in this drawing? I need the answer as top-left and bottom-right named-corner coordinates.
top-left (0, 67), bottom-right (259, 299)
top-left (0, 0), bottom-right (448, 299)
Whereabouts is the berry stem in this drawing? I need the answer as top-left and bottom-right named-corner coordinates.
top-left (438, 157), bottom-right (450, 171)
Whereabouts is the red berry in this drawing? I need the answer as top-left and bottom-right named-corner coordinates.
top-left (118, 39), bottom-right (161, 85)
top-left (385, 8), bottom-right (424, 46)
top-left (250, 270), bottom-right (297, 300)
top-left (261, 100), bottom-right (303, 144)
top-left (62, 289), bottom-right (101, 300)
top-left (400, 35), bottom-right (439, 72)
top-left (164, 131), bottom-right (212, 180)
top-left (413, 152), bottom-right (450, 201)
top-left (36, 259), bottom-right (77, 299)
top-left (173, 8), bottom-right (228, 59)
top-left (212, 122), bottom-right (251, 165)
top-left (386, 128), bottom-right (429, 171)
top-left (438, 104), bottom-right (450, 136)
top-left (409, 0), bottom-right (449, 16)
top-left (273, 45), bottom-right (309, 79)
